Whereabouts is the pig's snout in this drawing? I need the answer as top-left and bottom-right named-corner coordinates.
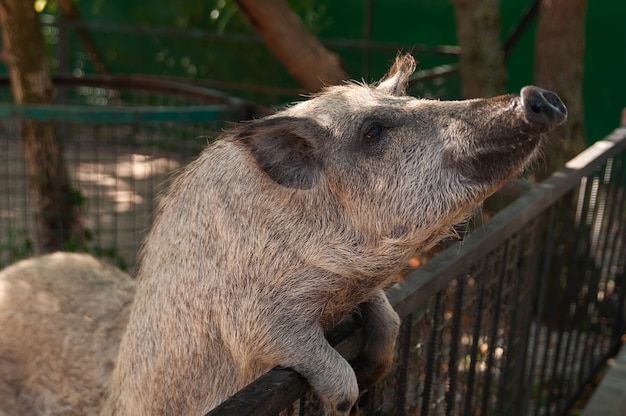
top-left (521, 86), bottom-right (567, 126)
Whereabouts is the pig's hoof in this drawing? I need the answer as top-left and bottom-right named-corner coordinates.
top-left (311, 394), bottom-right (355, 416)
top-left (335, 399), bottom-right (353, 414)
top-left (328, 389), bottom-right (358, 415)
top-left (351, 346), bottom-right (395, 390)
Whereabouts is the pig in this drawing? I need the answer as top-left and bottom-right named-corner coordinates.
top-left (102, 54), bottom-right (566, 415)
top-left (0, 252), bottom-right (134, 415)
top-left (0, 54), bottom-right (567, 416)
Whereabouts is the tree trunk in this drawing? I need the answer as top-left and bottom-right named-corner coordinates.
top-left (534, 0), bottom-right (588, 179)
top-left (0, 0), bottom-right (83, 253)
top-left (235, 0), bottom-right (348, 92)
top-left (451, 0), bottom-right (507, 98)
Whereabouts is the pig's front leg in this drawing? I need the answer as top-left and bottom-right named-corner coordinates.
top-left (351, 290), bottom-right (401, 390)
top-left (273, 324), bottom-right (359, 415)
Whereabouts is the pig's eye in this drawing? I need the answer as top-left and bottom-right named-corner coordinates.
top-left (364, 124), bottom-right (384, 141)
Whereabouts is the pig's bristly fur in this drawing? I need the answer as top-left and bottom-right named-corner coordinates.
top-left (0, 54), bottom-right (565, 416)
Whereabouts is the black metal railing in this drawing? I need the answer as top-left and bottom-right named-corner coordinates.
top-left (208, 127), bottom-right (626, 416)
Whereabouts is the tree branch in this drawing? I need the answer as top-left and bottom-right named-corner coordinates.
top-left (235, 0), bottom-right (348, 92)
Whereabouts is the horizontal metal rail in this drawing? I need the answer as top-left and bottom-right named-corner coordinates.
top-left (0, 74), bottom-right (256, 121)
top-left (0, 103), bottom-right (241, 123)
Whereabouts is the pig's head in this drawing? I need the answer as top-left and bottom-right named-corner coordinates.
top-left (232, 54), bottom-right (566, 255)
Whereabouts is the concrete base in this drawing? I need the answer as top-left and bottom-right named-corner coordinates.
top-left (583, 342), bottom-right (626, 416)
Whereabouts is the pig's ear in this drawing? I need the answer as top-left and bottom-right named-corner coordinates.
top-left (376, 54), bottom-right (416, 96)
top-left (232, 117), bottom-right (324, 190)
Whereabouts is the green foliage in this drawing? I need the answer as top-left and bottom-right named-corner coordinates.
top-left (64, 227), bottom-right (128, 270)
top-left (1, 226), bottom-right (128, 270)
top-left (1, 226), bottom-right (129, 270)
top-left (0, 230), bottom-right (34, 267)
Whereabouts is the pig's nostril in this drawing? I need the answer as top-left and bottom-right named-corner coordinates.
top-left (545, 92), bottom-right (558, 106)
top-left (520, 86), bottom-right (567, 126)
top-left (529, 101), bottom-right (542, 114)
top-left (543, 91), bottom-right (567, 114)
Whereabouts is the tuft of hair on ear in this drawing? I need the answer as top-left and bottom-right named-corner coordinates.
top-left (376, 53), bottom-right (417, 96)
top-left (230, 116), bottom-right (326, 190)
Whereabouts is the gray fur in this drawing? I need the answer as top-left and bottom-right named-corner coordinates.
top-left (0, 253), bottom-right (134, 415)
top-left (0, 54), bottom-right (565, 416)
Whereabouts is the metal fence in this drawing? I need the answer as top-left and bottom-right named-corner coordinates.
top-left (0, 76), bottom-right (253, 269)
top-left (208, 127), bottom-right (626, 416)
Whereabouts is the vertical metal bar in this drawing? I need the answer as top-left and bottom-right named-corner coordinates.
top-left (563, 162), bottom-right (621, 406)
top-left (514, 229), bottom-right (532, 403)
top-left (421, 291), bottom-right (444, 416)
top-left (609, 166), bottom-right (626, 344)
top-left (497, 228), bottom-right (530, 416)
top-left (543, 178), bottom-right (592, 414)
top-left (610, 257), bottom-right (626, 345)
top-left (573, 153), bottom-right (626, 391)
top-left (601, 155), bottom-right (626, 293)
top-left (562, 167), bottom-right (616, 411)
top-left (517, 208), bottom-right (562, 416)
top-left (298, 397), bottom-right (305, 416)
top-left (602, 153), bottom-right (626, 345)
top-left (392, 312), bottom-right (413, 416)
top-left (591, 157), bottom-right (621, 296)
top-left (554, 173), bottom-right (601, 409)
top-left (480, 240), bottom-right (509, 414)
top-left (463, 258), bottom-right (489, 416)
top-left (445, 276), bottom-right (466, 416)
top-left (525, 200), bottom-right (562, 416)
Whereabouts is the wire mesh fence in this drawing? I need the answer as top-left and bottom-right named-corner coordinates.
top-left (0, 76), bottom-right (252, 269)
top-left (207, 127), bottom-right (626, 416)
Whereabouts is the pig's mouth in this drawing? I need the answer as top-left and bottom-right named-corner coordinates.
top-left (450, 86), bottom-right (567, 184)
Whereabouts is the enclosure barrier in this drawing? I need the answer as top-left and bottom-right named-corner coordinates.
top-left (0, 75), bottom-right (253, 268)
top-left (208, 127), bottom-right (626, 416)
